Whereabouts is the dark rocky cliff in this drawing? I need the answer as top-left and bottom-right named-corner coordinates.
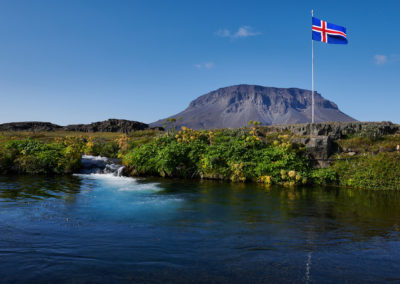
top-left (0, 122), bottom-right (63, 132)
top-left (265, 121), bottom-right (399, 167)
top-left (0, 119), bottom-right (152, 133)
top-left (151, 84), bottom-right (356, 129)
top-left (63, 119), bottom-right (149, 133)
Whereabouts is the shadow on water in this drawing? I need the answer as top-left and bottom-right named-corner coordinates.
top-left (0, 175), bottom-right (82, 202)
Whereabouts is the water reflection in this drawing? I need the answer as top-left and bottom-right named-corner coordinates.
top-left (152, 179), bottom-right (400, 240)
top-left (1, 176), bottom-right (399, 240)
top-left (277, 186), bottom-right (400, 239)
top-left (0, 176), bottom-right (400, 282)
top-left (0, 175), bottom-right (82, 202)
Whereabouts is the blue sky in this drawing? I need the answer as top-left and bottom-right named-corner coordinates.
top-left (0, 0), bottom-right (398, 125)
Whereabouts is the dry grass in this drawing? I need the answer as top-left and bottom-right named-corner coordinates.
top-left (0, 129), bottom-right (164, 144)
top-left (337, 133), bottom-right (400, 154)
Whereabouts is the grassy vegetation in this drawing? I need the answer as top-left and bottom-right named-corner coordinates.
top-left (122, 126), bottom-right (400, 189)
top-left (330, 133), bottom-right (400, 190)
top-left (332, 152), bottom-right (400, 190)
top-left (0, 131), bottom-right (121, 144)
top-left (0, 129), bottom-right (163, 144)
top-left (0, 138), bottom-right (82, 175)
top-left (123, 125), bottom-right (311, 186)
top-left (0, 130), bottom-right (162, 175)
top-left (1, 127), bottom-right (400, 190)
top-left (336, 133), bottom-right (400, 154)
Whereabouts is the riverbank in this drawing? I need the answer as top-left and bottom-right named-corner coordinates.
top-left (1, 122), bottom-right (399, 190)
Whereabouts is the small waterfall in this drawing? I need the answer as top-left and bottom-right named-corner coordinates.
top-left (75, 155), bottom-right (163, 193)
top-left (81, 155), bottom-right (125, 176)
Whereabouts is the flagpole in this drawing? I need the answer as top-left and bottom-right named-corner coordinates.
top-left (311, 9), bottom-right (315, 124)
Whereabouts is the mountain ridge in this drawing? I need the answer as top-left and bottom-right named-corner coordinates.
top-left (151, 84), bottom-right (356, 129)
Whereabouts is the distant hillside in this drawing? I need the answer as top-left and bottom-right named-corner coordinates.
top-left (151, 84), bottom-right (356, 129)
top-left (0, 119), bottom-right (156, 133)
top-left (63, 119), bottom-right (149, 133)
top-left (0, 122), bottom-right (63, 132)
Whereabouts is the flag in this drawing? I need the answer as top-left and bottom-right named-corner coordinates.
top-left (312, 17), bottom-right (347, 44)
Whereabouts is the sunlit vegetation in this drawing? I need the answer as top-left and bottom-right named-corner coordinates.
top-left (331, 132), bottom-right (400, 190)
top-left (1, 126), bottom-right (400, 190)
top-left (123, 125), bottom-right (311, 185)
top-left (0, 138), bottom-right (81, 174)
top-left (0, 130), bottom-right (162, 175)
top-left (332, 152), bottom-right (400, 190)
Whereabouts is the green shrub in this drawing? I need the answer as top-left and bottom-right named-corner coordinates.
top-left (310, 168), bottom-right (338, 185)
top-left (1, 139), bottom-right (81, 175)
top-left (123, 127), bottom-right (311, 184)
top-left (0, 145), bottom-right (14, 173)
top-left (91, 140), bottom-right (119, 158)
top-left (123, 139), bottom-right (164, 176)
top-left (333, 152), bottom-right (400, 190)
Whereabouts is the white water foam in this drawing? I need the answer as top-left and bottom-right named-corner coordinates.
top-left (74, 173), bottom-right (162, 192)
top-left (75, 155), bottom-right (162, 192)
top-left (80, 155), bottom-right (125, 176)
top-left (82, 155), bottom-right (109, 161)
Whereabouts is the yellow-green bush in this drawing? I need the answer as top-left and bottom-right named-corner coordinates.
top-left (1, 139), bottom-right (81, 175)
top-left (123, 126), bottom-right (311, 183)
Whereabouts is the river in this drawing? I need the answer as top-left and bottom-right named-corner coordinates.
top-left (0, 157), bottom-right (399, 283)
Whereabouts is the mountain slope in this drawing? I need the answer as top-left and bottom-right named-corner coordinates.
top-left (151, 84), bottom-right (356, 129)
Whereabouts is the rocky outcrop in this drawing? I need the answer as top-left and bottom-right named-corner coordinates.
top-left (63, 119), bottom-right (149, 133)
top-left (0, 119), bottom-right (154, 133)
top-left (151, 84), bottom-right (356, 129)
top-left (295, 136), bottom-right (333, 168)
top-left (261, 121), bottom-right (398, 140)
top-left (0, 121), bottom-right (63, 132)
top-left (281, 121), bottom-right (400, 167)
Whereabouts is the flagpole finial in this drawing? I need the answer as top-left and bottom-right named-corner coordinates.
top-left (311, 9), bottom-right (314, 16)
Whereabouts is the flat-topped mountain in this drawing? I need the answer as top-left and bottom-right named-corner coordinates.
top-left (151, 84), bottom-right (356, 129)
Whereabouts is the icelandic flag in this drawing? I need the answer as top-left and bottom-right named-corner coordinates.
top-left (312, 17), bottom-right (347, 44)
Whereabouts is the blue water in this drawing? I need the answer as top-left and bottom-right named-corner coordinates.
top-left (0, 174), bottom-right (400, 283)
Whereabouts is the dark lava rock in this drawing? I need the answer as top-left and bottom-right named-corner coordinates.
top-left (286, 121), bottom-right (400, 167)
top-left (0, 119), bottom-right (157, 133)
top-left (149, 126), bottom-right (165, 131)
top-left (0, 121), bottom-right (62, 132)
top-left (262, 121), bottom-right (399, 140)
top-left (63, 119), bottom-right (149, 133)
top-left (296, 136), bottom-right (333, 168)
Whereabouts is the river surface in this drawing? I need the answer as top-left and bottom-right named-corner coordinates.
top-left (1, 173), bottom-right (400, 283)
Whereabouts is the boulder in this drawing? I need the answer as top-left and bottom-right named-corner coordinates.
top-left (298, 136), bottom-right (332, 168)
